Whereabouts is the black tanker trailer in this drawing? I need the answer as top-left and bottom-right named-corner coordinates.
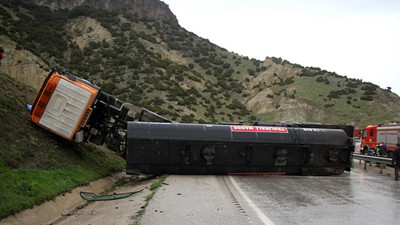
top-left (126, 122), bottom-right (354, 176)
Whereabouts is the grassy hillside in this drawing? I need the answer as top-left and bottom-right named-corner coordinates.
top-left (1, 0), bottom-right (400, 127)
top-left (0, 72), bottom-right (125, 219)
top-left (250, 61), bottom-right (400, 127)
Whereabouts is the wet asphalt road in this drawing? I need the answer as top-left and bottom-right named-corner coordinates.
top-left (233, 169), bottom-right (400, 225)
top-left (141, 175), bottom-right (262, 225)
top-left (141, 165), bottom-right (400, 225)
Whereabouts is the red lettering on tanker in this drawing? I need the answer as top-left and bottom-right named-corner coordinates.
top-left (230, 125), bottom-right (288, 133)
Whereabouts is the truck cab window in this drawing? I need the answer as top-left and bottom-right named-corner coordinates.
top-left (363, 130), bottom-right (368, 138)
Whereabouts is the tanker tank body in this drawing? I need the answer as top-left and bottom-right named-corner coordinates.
top-left (126, 122), bottom-right (354, 176)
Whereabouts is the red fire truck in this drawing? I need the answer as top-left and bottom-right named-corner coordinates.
top-left (353, 129), bottom-right (361, 139)
top-left (360, 124), bottom-right (400, 157)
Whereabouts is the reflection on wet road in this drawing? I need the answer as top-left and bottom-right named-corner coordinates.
top-left (232, 167), bottom-right (400, 225)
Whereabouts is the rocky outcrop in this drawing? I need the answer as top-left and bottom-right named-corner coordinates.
top-left (28, 0), bottom-right (178, 24)
top-left (65, 16), bottom-right (113, 50)
top-left (0, 35), bottom-right (48, 91)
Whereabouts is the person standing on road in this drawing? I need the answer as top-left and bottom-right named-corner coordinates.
top-left (378, 142), bottom-right (388, 157)
top-left (374, 144), bottom-right (380, 156)
top-left (392, 143), bottom-right (400, 181)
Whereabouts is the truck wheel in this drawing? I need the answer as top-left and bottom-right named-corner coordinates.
top-left (388, 151), bottom-right (393, 158)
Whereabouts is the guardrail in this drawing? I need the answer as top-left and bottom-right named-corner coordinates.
top-left (353, 153), bottom-right (393, 174)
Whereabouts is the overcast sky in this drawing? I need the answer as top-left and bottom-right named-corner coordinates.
top-left (163, 0), bottom-right (400, 96)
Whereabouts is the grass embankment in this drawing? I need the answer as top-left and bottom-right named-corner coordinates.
top-left (0, 73), bottom-right (125, 219)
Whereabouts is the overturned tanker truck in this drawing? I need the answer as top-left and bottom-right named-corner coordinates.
top-left (30, 70), bottom-right (354, 176)
top-left (126, 122), bottom-right (354, 176)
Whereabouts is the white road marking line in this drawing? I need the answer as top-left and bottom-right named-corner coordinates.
top-left (228, 176), bottom-right (275, 225)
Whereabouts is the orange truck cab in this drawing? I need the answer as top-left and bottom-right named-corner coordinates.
top-left (30, 70), bottom-right (131, 154)
top-left (30, 71), bottom-right (99, 140)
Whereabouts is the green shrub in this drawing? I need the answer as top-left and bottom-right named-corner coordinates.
top-left (360, 96), bottom-right (374, 101)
